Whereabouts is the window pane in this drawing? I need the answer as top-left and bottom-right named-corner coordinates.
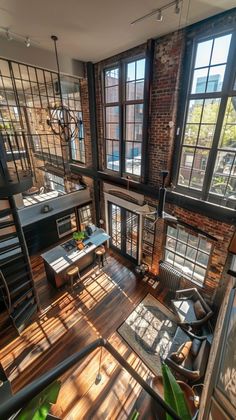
top-left (195, 40), bottom-right (213, 68)
top-left (136, 81), bottom-right (144, 100)
top-left (176, 242), bottom-right (186, 256)
top-left (125, 142), bottom-right (141, 175)
top-left (127, 62), bottom-right (136, 81)
top-left (135, 104), bottom-right (144, 122)
top-left (166, 236), bottom-right (176, 250)
top-left (105, 86), bottom-right (119, 103)
top-left (126, 105), bottom-right (134, 122)
top-left (186, 246), bottom-right (197, 261)
top-left (220, 97), bottom-right (236, 149)
top-left (196, 251), bottom-right (209, 266)
top-left (194, 266), bottom-right (206, 283)
top-left (106, 106), bottom-right (119, 122)
top-left (198, 124), bottom-right (215, 147)
top-left (126, 123), bottom-right (134, 140)
top-left (126, 81), bottom-right (135, 100)
top-left (136, 59), bottom-right (145, 79)
top-left (178, 228), bottom-right (188, 242)
top-left (183, 124), bottom-right (199, 145)
top-left (199, 238), bottom-right (211, 253)
top-left (105, 68), bottom-right (119, 87)
top-left (202, 100), bottom-right (221, 127)
top-left (165, 250), bottom-right (175, 265)
top-left (187, 100), bottom-right (203, 124)
top-left (211, 34), bottom-right (231, 65)
top-left (210, 151), bottom-right (236, 197)
top-left (167, 226), bottom-right (177, 238)
top-left (191, 68), bottom-right (208, 93)
top-left (106, 123), bottom-right (119, 140)
top-left (206, 65), bottom-right (226, 92)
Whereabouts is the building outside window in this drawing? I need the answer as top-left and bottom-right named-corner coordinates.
top-left (104, 58), bottom-right (146, 177)
top-left (177, 31), bottom-right (236, 208)
top-left (164, 225), bottom-right (212, 286)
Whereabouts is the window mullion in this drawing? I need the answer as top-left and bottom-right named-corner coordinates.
top-left (120, 61), bottom-right (125, 177)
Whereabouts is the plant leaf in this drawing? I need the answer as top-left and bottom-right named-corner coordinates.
top-left (162, 363), bottom-right (191, 420)
top-left (17, 380), bottom-right (61, 420)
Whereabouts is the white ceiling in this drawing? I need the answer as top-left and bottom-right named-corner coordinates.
top-left (0, 0), bottom-right (235, 63)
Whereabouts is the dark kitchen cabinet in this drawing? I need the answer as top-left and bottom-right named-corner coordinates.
top-left (23, 208), bottom-right (77, 255)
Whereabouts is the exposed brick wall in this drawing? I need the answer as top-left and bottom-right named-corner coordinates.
top-left (80, 77), bottom-right (93, 167)
top-left (148, 30), bottom-right (186, 187)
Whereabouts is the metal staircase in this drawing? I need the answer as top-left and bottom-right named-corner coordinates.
top-left (0, 132), bottom-right (39, 334)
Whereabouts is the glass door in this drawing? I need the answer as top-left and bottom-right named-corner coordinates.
top-left (108, 202), bottom-right (139, 262)
top-left (109, 203), bottom-right (122, 250)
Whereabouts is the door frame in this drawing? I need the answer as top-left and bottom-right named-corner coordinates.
top-left (108, 201), bottom-right (139, 263)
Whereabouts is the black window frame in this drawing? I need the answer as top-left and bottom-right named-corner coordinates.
top-left (102, 54), bottom-right (147, 181)
top-left (164, 224), bottom-right (213, 287)
top-left (174, 27), bottom-right (236, 209)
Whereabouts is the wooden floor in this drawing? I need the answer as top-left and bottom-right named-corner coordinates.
top-left (0, 250), bottom-right (169, 419)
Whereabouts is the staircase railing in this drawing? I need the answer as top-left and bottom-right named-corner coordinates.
top-left (0, 338), bottom-right (181, 420)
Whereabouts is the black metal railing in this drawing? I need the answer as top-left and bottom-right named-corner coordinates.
top-left (0, 132), bottom-right (32, 184)
top-left (0, 338), bottom-right (181, 420)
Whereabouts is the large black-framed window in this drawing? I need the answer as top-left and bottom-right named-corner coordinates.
top-left (164, 225), bottom-right (212, 286)
top-left (176, 29), bottom-right (236, 208)
top-left (103, 57), bottom-right (146, 178)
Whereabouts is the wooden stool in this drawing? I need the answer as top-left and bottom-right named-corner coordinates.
top-left (66, 265), bottom-right (80, 291)
top-left (94, 246), bottom-right (107, 270)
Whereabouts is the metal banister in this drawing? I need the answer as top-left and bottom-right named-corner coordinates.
top-left (0, 338), bottom-right (181, 420)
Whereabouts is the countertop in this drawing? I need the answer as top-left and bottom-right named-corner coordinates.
top-left (41, 228), bottom-right (110, 274)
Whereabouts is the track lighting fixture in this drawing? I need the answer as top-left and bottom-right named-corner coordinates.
top-left (175, 0), bottom-right (180, 14)
top-left (6, 29), bottom-right (12, 41)
top-left (25, 37), bottom-right (30, 47)
top-left (131, 0), bottom-right (183, 25)
top-left (156, 10), bottom-right (163, 22)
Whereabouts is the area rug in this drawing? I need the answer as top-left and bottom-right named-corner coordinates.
top-left (118, 293), bottom-right (178, 376)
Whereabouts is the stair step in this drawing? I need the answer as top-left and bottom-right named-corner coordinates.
top-left (0, 232), bottom-right (18, 243)
top-left (1, 262), bottom-right (28, 278)
top-left (14, 303), bottom-right (37, 333)
top-left (0, 220), bottom-right (15, 229)
top-left (6, 270), bottom-right (31, 287)
top-left (11, 297), bottom-right (35, 321)
top-left (0, 208), bottom-right (12, 218)
top-left (12, 288), bottom-right (34, 307)
top-left (0, 248), bottom-right (22, 264)
top-left (0, 241), bottom-right (21, 254)
top-left (0, 253), bottom-right (25, 267)
top-left (10, 280), bottom-right (32, 296)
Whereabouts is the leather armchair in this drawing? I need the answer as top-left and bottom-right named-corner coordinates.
top-left (165, 327), bottom-right (211, 382)
top-left (171, 288), bottom-right (213, 328)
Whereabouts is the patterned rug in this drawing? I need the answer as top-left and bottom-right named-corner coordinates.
top-left (118, 293), bottom-right (178, 376)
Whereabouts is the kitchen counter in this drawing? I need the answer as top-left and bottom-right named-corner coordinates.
top-left (41, 228), bottom-right (110, 288)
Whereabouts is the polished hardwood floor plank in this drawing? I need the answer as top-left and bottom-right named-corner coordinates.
top-left (0, 250), bottom-right (167, 419)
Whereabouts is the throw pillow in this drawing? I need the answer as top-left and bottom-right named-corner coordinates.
top-left (194, 299), bottom-right (206, 320)
top-left (191, 338), bottom-right (201, 357)
top-left (170, 341), bottom-right (192, 364)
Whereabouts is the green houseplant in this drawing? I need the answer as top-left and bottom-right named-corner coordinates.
top-left (162, 363), bottom-right (192, 420)
top-left (73, 231), bottom-right (86, 249)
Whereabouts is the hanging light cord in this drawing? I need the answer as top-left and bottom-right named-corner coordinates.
top-left (51, 35), bottom-right (63, 107)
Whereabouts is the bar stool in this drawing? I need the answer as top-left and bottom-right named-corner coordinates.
top-left (94, 245), bottom-right (107, 270)
top-left (66, 265), bottom-right (81, 291)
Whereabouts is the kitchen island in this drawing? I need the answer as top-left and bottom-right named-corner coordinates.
top-left (41, 228), bottom-right (110, 288)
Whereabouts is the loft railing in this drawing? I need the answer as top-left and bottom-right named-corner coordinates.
top-left (0, 338), bottom-right (181, 420)
top-left (0, 132), bottom-right (32, 184)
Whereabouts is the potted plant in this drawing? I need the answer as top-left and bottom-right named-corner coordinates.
top-left (151, 364), bottom-right (196, 420)
top-left (73, 231), bottom-right (86, 250)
